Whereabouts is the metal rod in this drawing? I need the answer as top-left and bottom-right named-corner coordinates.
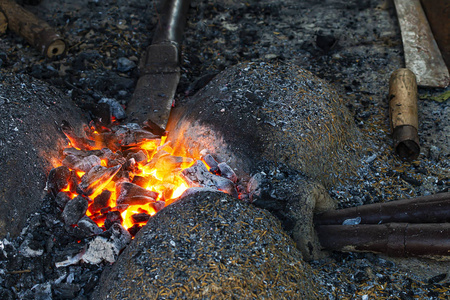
top-left (152, 0), bottom-right (191, 46)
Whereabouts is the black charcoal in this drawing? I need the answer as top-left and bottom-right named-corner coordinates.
top-left (78, 165), bottom-right (121, 196)
top-left (218, 162), bottom-right (238, 183)
top-left (55, 192), bottom-right (72, 209)
top-left (116, 182), bottom-right (158, 205)
top-left (78, 216), bottom-right (103, 235)
top-left (90, 190), bottom-right (111, 214)
top-left (46, 166), bottom-right (71, 195)
top-left (99, 97), bottom-right (127, 120)
top-left (62, 196), bottom-right (89, 225)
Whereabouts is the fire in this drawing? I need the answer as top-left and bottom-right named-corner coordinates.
top-left (57, 121), bottom-right (201, 236)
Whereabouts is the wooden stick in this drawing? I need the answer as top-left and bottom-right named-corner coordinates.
top-left (0, 0), bottom-right (66, 58)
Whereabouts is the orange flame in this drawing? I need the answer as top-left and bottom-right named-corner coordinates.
top-left (59, 127), bottom-right (198, 235)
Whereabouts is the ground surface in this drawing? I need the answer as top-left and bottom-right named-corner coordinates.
top-left (0, 0), bottom-right (449, 299)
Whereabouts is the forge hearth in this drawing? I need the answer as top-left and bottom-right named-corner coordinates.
top-left (90, 61), bottom-right (365, 297)
top-left (43, 113), bottom-right (254, 237)
top-left (0, 61), bottom-right (357, 298)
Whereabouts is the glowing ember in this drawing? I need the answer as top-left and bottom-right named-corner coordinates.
top-left (48, 120), bottom-right (244, 238)
top-left (56, 121), bottom-right (205, 235)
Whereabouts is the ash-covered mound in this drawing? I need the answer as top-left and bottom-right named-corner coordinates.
top-left (93, 190), bottom-right (318, 299)
top-left (0, 73), bottom-right (88, 238)
top-left (167, 62), bottom-right (364, 188)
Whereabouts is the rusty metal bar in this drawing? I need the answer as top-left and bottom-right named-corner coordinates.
top-left (316, 223), bottom-right (450, 257)
top-left (314, 192), bottom-right (450, 225)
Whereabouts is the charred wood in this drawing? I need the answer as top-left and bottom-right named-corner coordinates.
top-left (63, 148), bottom-right (103, 158)
top-left (62, 154), bottom-right (102, 173)
top-left (127, 150), bottom-right (148, 164)
top-left (131, 213), bottom-right (150, 223)
top-left (77, 165), bottom-right (121, 196)
top-left (55, 192), bottom-right (71, 209)
top-left (77, 216), bottom-right (103, 235)
top-left (104, 211), bottom-right (123, 230)
top-left (100, 206), bottom-right (111, 214)
top-left (202, 153), bottom-right (219, 171)
top-left (127, 224), bottom-right (142, 237)
top-left (82, 223), bottom-right (131, 264)
top-left (181, 160), bottom-right (238, 198)
top-left (61, 121), bottom-right (97, 150)
top-left (218, 162), bottom-right (238, 183)
top-left (120, 129), bottom-right (160, 147)
top-left (131, 175), bottom-right (148, 188)
top-left (62, 195), bottom-right (89, 225)
top-left (115, 182), bottom-right (158, 205)
top-left (46, 166), bottom-right (71, 195)
top-left (89, 190), bottom-right (111, 214)
top-left (151, 200), bottom-right (165, 212)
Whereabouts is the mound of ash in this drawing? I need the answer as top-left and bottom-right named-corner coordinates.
top-left (0, 73), bottom-right (88, 238)
top-left (93, 191), bottom-right (319, 300)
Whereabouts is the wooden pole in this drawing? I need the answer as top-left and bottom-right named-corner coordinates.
top-left (0, 0), bottom-right (66, 58)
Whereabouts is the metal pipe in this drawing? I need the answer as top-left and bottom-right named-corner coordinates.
top-left (316, 223), bottom-right (450, 257)
top-left (314, 192), bottom-right (450, 225)
top-left (389, 68), bottom-right (420, 161)
top-left (152, 0), bottom-right (191, 46)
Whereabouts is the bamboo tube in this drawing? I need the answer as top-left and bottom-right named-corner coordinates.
top-left (0, 0), bottom-right (66, 58)
top-left (388, 68), bottom-right (420, 160)
top-left (314, 192), bottom-right (450, 225)
top-left (0, 11), bottom-right (6, 34)
top-left (316, 223), bottom-right (450, 257)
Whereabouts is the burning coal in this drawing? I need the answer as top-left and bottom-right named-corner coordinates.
top-left (47, 120), bottom-right (243, 238)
